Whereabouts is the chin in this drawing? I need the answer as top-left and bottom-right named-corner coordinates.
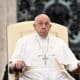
top-left (40, 33), bottom-right (48, 38)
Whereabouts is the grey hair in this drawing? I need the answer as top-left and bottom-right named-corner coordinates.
top-left (34, 14), bottom-right (51, 22)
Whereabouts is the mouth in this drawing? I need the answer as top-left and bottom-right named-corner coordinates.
top-left (41, 28), bottom-right (46, 31)
top-left (40, 30), bottom-right (46, 33)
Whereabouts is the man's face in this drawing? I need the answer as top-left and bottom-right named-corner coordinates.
top-left (33, 15), bottom-right (51, 38)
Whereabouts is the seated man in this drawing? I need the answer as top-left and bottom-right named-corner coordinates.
top-left (9, 14), bottom-right (80, 80)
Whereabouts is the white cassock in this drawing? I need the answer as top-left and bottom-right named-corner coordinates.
top-left (10, 32), bottom-right (79, 80)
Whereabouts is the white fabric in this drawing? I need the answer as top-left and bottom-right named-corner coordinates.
top-left (10, 33), bottom-right (79, 80)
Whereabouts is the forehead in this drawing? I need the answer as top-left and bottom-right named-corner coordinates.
top-left (35, 15), bottom-right (50, 23)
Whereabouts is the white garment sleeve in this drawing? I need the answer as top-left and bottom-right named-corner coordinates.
top-left (10, 38), bottom-right (26, 64)
top-left (60, 42), bottom-right (79, 72)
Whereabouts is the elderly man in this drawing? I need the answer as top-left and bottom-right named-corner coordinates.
top-left (9, 14), bottom-right (80, 80)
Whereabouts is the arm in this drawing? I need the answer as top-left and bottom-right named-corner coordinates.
top-left (9, 38), bottom-right (29, 73)
top-left (61, 41), bottom-right (80, 74)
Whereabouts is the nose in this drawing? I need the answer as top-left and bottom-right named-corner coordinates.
top-left (42, 24), bottom-right (46, 28)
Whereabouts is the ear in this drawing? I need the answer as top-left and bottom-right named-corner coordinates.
top-left (33, 22), bottom-right (36, 28)
top-left (33, 22), bottom-right (37, 31)
top-left (49, 23), bottom-right (52, 28)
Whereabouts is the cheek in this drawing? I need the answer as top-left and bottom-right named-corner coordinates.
top-left (35, 27), bottom-right (41, 32)
top-left (48, 28), bottom-right (50, 31)
top-left (48, 27), bottom-right (51, 31)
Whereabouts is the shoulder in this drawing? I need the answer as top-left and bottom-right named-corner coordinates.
top-left (16, 33), bottom-right (35, 45)
top-left (49, 34), bottom-right (68, 46)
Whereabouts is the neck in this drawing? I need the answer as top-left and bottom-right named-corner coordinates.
top-left (35, 32), bottom-right (49, 39)
top-left (39, 34), bottom-right (48, 39)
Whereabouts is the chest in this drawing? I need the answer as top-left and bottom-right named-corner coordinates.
top-left (24, 39), bottom-right (64, 66)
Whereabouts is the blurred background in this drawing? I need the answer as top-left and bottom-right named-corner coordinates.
top-left (0, 0), bottom-right (80, 80)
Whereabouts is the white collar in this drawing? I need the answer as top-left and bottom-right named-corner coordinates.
top-left (34, 32), bottom-right (49, 41)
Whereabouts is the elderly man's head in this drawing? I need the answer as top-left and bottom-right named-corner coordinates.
top-left (33, 14), bottom-right (52, 38)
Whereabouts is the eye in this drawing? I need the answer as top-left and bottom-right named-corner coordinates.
top-left (45, 22), bottom-right (49, 26)
top-left (37, 22), bottom-right (50, 26)
top-left (38, 22), bottom-right (43, 26)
